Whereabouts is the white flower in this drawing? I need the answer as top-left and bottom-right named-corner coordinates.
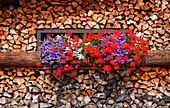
top-left (85, 42), bottom-right (90, 45)
top-left (77, 54), bottom-right (84, 60)
top-left (56, 35), bottom-right (61, 39)
top-left (77, 48), bottom-right (82, 52)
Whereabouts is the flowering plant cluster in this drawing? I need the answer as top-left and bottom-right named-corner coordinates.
top-left (36, 31), bottom-right (84, 78)
top-left (36, 29), bottom-right (148, 77)
top-left (80, 29), bottom-right (148, 74)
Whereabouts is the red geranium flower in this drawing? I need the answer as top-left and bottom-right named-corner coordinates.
top-left (67, 50), bottom-right (73, 56)
top-left (93, 66), bottom-right (96, 69)
top-left (90, 53), bottom-right (94, 57)
top-left (46, 34), bottom-right (51, 37)
top-left (63, 42), bottom-right (69, 46)
top-left (71, 61), bottom-right (75, 64)
top-left (36, 62), bottom-right (41, 67)
top-left (76, 60), bottom-right (81, 64)
top-left (134, 50), bottom-right (139, 54)
top-left (110, 60), bottom-right (116, 65)
top-left (66, 32), bottom-right (72, 37)
top-left (61, 55), bottom-right (66, 58)
top-left (103, 42), bottom-right (109, 46)
top-left (59, 46), bottom-right (64, 51)
top-left (107, 55), bottom-right (113, 60)
top-left (56, 68), bottom-right (62, 76)
top-left (116, 56), bottom-right (122, 61)
top-left (129, 34), bottom-right (136, 39)
top-left (136, 37), bottom-right (140, 41)
top-left (143, 51), bottom-right (148, 55)
top-left (130, 62), bottom-right (135, 67)
top-left (54, 35), bottom-right (58, 39)
top-left (114, 65), bottom-right (119, 69)
top-left (136, 45), bottom-right (141, 49)
top-left (50, 47), bottom-right (56, 52)
top-left (123, 56), bottom-right (128, 62)
top-left (133, 55), bottom-right (140, 61)
top-left (127, 49), bottom-right (132, 53)
top-left (64, 66), bottom-right (69, 71)
top-left (103, 30), bottom-right (108, 34)
top-left (127, 68), bottom-right (132, 74)
top-left (101, 48), bottom-right (107, 53)
top-left (94, 51), bottom-right (101, 57)
top-left (68, 56), bottom-right (73, 61)
top-left (113, 30), bottom-right (121, 37)
top-left (50, 41), bottom-right (54, 44)
top-left (68, 65), bottom-right (73, 70)
top-left (69, 71), bottom-right (77, 78)
top-left (88, 31), bottom-right (94, 36)
top-left (64, 29), bottom-right (68, 32)
top-left (110, 43), bottom-right (117, 49)
top-left (142, 46), bottom-right (148, 51)
top-left (83, 58), bottom-right (88, 63)
top-left (99, 58), bottom-right (105, 63)
top-left (125, 29), bottom-right (132, 34)
top-left (138, 59), bottom-right (142, 63)
top-left (141, 40), bottom-right (149, 46)
top-left (103, 65), bottom-right (112, 71)
top-left (96, 34), bottom-right (102, 39)
top-left (73, 35), bottom-right (78, 39)
top-left (61, 59), bottom-right (66, 64)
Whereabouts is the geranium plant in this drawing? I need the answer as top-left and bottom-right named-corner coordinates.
top-left (36, 29), bottom-right (148, 78)
top-left (36, 31), bottom-right (84, 78)
top-left (80, 29), bottom-right (148, 74)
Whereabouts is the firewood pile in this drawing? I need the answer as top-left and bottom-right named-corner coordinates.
top-left (0, 0), bottom-right (169, 52)
top-left (0, 66), bottom-right (169, 107)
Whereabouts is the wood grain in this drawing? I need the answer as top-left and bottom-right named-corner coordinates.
top-left (0, 51), bottom-right (41, 66)
top-left (0, 50), bottom-right (169, 67)
top-left (139, 50), bottom-right (170, 66)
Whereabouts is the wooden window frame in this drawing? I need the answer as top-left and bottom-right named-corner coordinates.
top-left (36, 29), bottom-right (125, 50)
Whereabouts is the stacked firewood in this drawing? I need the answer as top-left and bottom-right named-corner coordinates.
top-left (0, 0), bottom-right (169, 52)
top-left (0, 66), bottom-right (169, 107)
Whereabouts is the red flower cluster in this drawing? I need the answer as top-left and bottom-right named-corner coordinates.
top-left (81, 29), bottom-right (148, 74)
top-left (37, 29), bottom-right (148, 78)
top-left (69, 71), bottom-right (77, 78)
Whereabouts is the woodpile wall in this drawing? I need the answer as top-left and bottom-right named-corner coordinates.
top-left (0, 66), bottom-right (169, 107)
top-left (0, 0), bottom-right (169, 52)
top-left (0, 0), bottom-right (170, 107)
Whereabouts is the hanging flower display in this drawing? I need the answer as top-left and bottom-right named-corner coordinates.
top-left (80, 29), bottom-right (148, 74)
top-left (36, 31), bottom-right (84, 78)
top-left (36, 29), bottom-right (148, 77)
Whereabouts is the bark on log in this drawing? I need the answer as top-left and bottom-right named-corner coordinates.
top-left (0, 51), bottom-right (41, 66)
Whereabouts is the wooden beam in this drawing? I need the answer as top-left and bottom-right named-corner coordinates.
top-left (0, 51), bottom-right (41, 67)
top-left (139, 50), bottom-right (170, 66)
top-left (0, 50), bottom-right (169, 67)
